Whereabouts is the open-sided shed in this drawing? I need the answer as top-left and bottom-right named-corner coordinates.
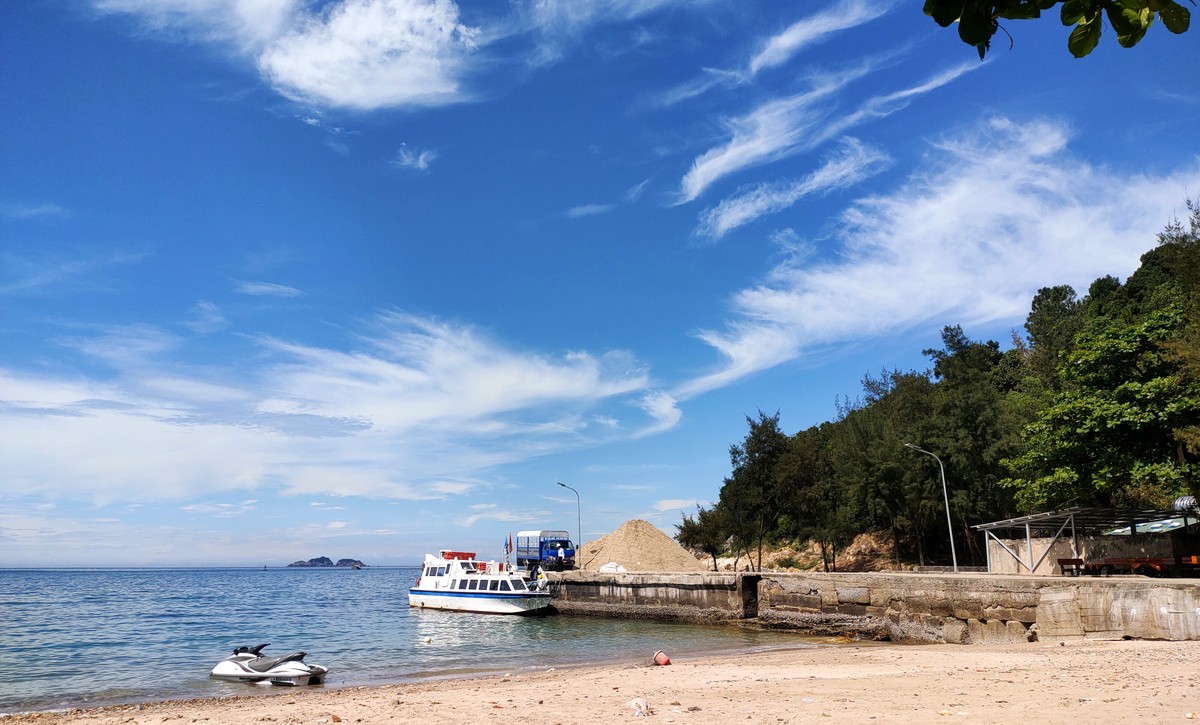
top-left (973, 505), bottom-right (1199, 575)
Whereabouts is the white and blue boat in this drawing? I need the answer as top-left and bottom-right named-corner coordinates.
top-left (408, 550), bottom-right (553, 615)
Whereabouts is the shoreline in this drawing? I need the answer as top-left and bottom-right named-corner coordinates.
top-left (4, 638), bottom-right (1198, 724)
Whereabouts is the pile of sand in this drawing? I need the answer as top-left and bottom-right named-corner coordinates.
top-left (579, 519), bottom-right (707, 572)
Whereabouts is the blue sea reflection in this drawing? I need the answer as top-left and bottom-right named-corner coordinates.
top-left (0, 568), bottom-right (812, 713)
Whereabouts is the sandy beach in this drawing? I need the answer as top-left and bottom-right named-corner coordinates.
top-left (4, 638), bottom-right (1197, 724)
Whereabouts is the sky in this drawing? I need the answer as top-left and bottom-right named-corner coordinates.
top-left (2, 0), bottom-right (1198, 567)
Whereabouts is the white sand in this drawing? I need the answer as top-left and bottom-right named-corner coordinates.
top-left (5, 638), bottom-right (1198, 724)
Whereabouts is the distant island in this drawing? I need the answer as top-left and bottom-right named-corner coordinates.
top-left (286, 557), bottom-right (367, 568)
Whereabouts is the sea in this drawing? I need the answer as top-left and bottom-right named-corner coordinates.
top-left (0, 567), bottom-right (816, 714)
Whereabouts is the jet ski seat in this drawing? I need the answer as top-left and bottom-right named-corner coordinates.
top-left (247, 652), bottom-right (309, 672)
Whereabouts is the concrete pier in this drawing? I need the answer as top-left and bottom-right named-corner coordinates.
top-left (550, 570), bottom-right (1200, 643)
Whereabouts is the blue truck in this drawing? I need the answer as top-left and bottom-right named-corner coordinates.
top-left (515, 530), bottom-right (576, 572)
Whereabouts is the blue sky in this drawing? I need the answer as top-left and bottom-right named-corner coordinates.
top-left (2, 0), bottom-right (1198, 567)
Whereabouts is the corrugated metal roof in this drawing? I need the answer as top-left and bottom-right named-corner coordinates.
top-left (974, 506), bottom-right (1197, 533)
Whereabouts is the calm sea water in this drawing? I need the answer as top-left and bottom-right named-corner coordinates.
top-left (0, 567), bottom-right (814, 714)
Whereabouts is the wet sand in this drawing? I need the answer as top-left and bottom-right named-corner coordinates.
top-left (4, 638), bottom-right (1198, 724)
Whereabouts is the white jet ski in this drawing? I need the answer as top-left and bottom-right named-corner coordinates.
top-left (210, 643), bottom-right (329, 686)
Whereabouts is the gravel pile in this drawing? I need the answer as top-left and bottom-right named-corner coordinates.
top-left (579, 519), bottom-right (707, 572)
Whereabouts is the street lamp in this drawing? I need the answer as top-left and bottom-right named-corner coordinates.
top-left (556, 481), bottom-right (581, 557)
top-left (903, 443), bottom-right (958, 573)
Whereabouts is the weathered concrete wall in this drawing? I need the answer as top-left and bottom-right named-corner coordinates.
top-left (551, 570), bottom-right (1200, 644)
top-left (551, 571), bottom-right (756, 623)
top-left (758, 572), bottom-right (1200, 643)
top-left (987, 535), bottom-right (1172, 575)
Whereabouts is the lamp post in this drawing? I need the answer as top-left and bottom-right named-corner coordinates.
top-left (556, 481), bottom-right (581, 556)
top-left (904, 443), bottom-right (958, 573)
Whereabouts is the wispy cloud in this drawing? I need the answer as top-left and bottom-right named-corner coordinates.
top-left (1, 202), bottom-right (68, 219)
top-left (649, 68), bottom-right (744, 109)
top-left (647, 2), bottom-right (893, 110)
top-left (566, 203), bottom-right (614, 218)
top-left (92, 0), bottom-right (299, 53)
top-left (186, 300), bottom-right (229, 334)
top-left (676, 60), bottom-right (974, 205)
top-left (697, 137), bottom-right (891, 239)
top-left (391, 143), bottom-right (438, 171)
top-left (675, 67), bottom-right (868, 204)
top-left (675, 116), bottom-right (1200, 398)
top-left (517, 0), bottom-right (679, 65)
top-left (748, 0), bottom-right (894, 76)
top-left (180, 499), bottom-right (258, 517)
top-left (812, 60), bottom-right (981, 147)
top-left (0, 248), bottom-right (147, 296)
top-left (654, 498), bottom-right (705, 512)
top-left (234, 280), bottom-right (302, 297)
top-left (1, 312), bottom-right (669, 506)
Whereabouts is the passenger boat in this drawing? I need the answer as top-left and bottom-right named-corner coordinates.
top-left (408, 550), bottom-right (553, 615)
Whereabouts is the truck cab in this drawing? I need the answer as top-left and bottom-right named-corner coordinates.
top-left (515, 530), bottom-right (576, 572)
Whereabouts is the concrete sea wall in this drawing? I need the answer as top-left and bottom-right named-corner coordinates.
top-left (551, 571), bottom-right (757, 623)
top-left (550, 570), bottom-right (1200, 644)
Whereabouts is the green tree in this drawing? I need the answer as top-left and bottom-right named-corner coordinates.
top-left (1002, 302), bottom-right (1200, 508)
top-left (829, 370), bottom-right (943, 565)
top-left (775, 425), bottom-right (855, 571)
top-left (922, 326), bottom-right (1022, 562)
top-left (1024, 286), bottom-right (1084, 391)
top-left (923, 0), bottom-right (1192, 59)
top-left (1004, 203), bottom-right (1200, 507)
top-left (717, 411), bottom-right (790, 571)
top-left (676, 505), bottom-right (727, 572)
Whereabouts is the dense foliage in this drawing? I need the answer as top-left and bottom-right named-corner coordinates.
top-left (922, 0), bottom-right (1193, 58)
top-left (679, 202), bottom-right (1200, 571)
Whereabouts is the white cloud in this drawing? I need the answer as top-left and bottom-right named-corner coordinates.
top-left (234, 280), bottom-right (302, 296)
top-left (635, 390), bottom-right (681, 437)
top-left (392, 143), bottom-right (438, 170)
top-left (259, 0), bottom-right (480, 110)
top-left (675, 69), bottom-right (864, 205)
top-left (517, 0), bottom-right (679, 65)
top-left (460, 507), bottom-right (526, 527)
top-left (0, 312), bottom-right (670, 506)
top-left (1, 202), bottom-right (68, 219)
top-left (92, 0), bottom-right (301, 53)
top-left (1, 248), bottom-right (148, 296)
top-left (180, 499), bottom-right (258, 516)
top-left (654, 498), bottom-right (703, 512)
top-left (748, 0), bottom-right (893, 76)
top-left (676, 61), bottom-right (975, 205)
top-left (93, 0), bottom-right (480, 111)
top-left (697, 137), bottom-right (891, 239)
top-left (187, 300), bottom-right (229, 333)
top-left (676, 116), bottom-right (1200, 398)
top-left (60, 324), bottom-right (182, 369)
top-left (566, 203), bottom-right (614, 218)
top-left (649, 67), bottom-right (744, 109)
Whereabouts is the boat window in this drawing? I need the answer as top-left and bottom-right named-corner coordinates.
top-left (436, 567), bottom-right (446, 577)
top-left (511, 579), bottom-right (527, 591)
top-left (468, 580), bottom-right (478, 590)
top-left (457, 579), bottom-right (468, 589)
top-left (489, 580), bottom-right (499, 591)
top-left (425, 567), bottom-right (436, 577)
top-left (499, 580), bottom-right (512, 591)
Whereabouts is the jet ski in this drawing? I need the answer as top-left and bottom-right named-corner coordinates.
top-left (210, 643), bottom-right (329, 686)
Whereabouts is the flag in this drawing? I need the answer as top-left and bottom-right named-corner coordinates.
top-left (507, 532), bottom-right (513, 554)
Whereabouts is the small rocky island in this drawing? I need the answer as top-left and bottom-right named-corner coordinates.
top-left (287, 556), bottom-right (367, 568)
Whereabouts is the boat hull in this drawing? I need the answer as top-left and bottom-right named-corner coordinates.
top-left (210, 663), bottom-right (328, 686)
top-left (408, 589), bottom-right (552, 615)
